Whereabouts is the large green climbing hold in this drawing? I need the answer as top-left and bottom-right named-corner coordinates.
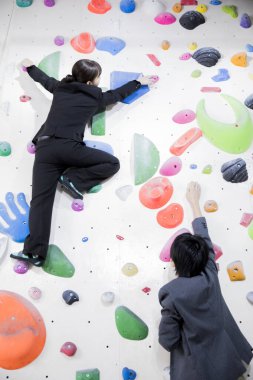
top-left (42, 244), bottom-right (75, 278)
top-left (16, 0), bottom-right (33, 7)
top-left (196, 94), bottom-right (253, 154)
top-left (115, 306), bottom-right (149, 340)
top-left (76, 368), bottom-right (100, 380)
top-left (38, 52), bottom-right (61, 79)
top-left (91, 112), bottom-right (106, 136)
top-left (0, 142), bottom-right (11, 156)
top-left (222, 5), bottom-right (238, 18)
top-left (133, 133), bottom-right (160, 185)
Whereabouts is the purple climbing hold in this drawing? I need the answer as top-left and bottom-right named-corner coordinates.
top-left (60, 342), bottom-right (77, 356)
top-left (240, 13), bottom-right (252, 28)
top-left (71, 199), bottom-right (84, 212)
top-left (172, 109), bottom-right (196, 124)
top-left (44, 0), bottom-right (55, 6)
top-left (14, 260), bottom-right (29, 274)
top-left (27, 141), bottom-right (36, 154)
top-left (54, 36), bottom-right (65, 46)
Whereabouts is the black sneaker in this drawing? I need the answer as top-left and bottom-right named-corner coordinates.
top-left (59, 175), bottom-right (83, 200)
top-left (10, 252), bottom-right (45, 267)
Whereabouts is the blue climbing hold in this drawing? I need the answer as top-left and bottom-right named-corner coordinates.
top-left (240, 13), bottom-right (252, 28)
top-left (209, 0), bottom-right (221, 4)
top-left (110, 71), bottom-right (149, 104)
top-left (122, 367), bottom-right (137, 380)
top-left (0, 192), bottom-right (29, 243)
top-left (212, 68), bottom-right (230, 82)
top-left (96, 37), bottom-right (126, 55)
top-left (120, 0), bottom-right (136, 13)
top-left (246, 44), bottom-right (253, 52)
top-left (84, 140), bottom-right (114, 155)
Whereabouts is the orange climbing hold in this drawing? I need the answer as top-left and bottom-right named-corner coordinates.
top-left (172, 3), bottom-right (182, 12)
top-left (71, 32), bottom-right (96, 53)
top-left (157, 203), bottom-right (184, 228)
top-left (139, 177), bottom-right (173, 209)
top-left (170, 128), bottom-right (202, 156)
top-left (0, 291), bottom-right (46, 370)
top-left (88, 0), bottom-right (111, 14)
top-left (231, 52), bottom-right (248, 67)
top-left (161, 40), bottom-right (170, 50)
top-left (227, 261), bottom-right (246, 281)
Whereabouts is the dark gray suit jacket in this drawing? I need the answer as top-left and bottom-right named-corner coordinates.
top-left (159, 217), bottom-right (252, 380)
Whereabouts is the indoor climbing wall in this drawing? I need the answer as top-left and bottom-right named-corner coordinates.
top-left (0, 0), bottom-right (253, 379)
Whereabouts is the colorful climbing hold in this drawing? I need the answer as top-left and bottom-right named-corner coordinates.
top-left (115, 185), bottom-right (133, 201)
top-left (196, 4), bottom-right (207, 13)
top-left (240, 13), bottom-right (252, 28)
top-left (116, 235), bottom-right (124, 240)
top-left (62, 290), bottom-right (79, 305)
top-left (209, 0), bottom-right (221, 4)
top-left (16, 0), bottom-right (33, 6)
top-left (42, 244), bottom-right (75, 278)
top-left (142, 287), bottom-right (151, 294)
top-left (44, 0), bottom-right (55, 6)
top-left (88, 184), bottom-right (102, 193)
top-left (38, 51), bottom-right (60, 79)
top-left (54, 35), bottom-right (65, 46)
top-left (248, 220), bottom-right (253, 240)
top-left (139, 177), bottom-right (173, 209)
top-left (169, 128), bottom-right (202, 156)
top-left (133, 133), bottom-right (160, 185)
top-left (213, 243), bottom-right (223, 261)
top-left (227, 261), bottom-right (245, 281)
top-left (240, 213), bottom-right (253, 227)
top-left (91, 110), bottom-right (105, 135)
top-left (82, 237), bottom-right (88, 242)
top-left (188, 42), bottom-right (197, 50)
top-left (110, 71), bottom-right (149, 104)
top-left (60, 342), bottom-right (77, 356)
top-left (28, 287), bottom-right (42, 300)
top-left (0, 142), bottom-right (11, 156)
top-left (172, 109), bottom-right (195, 124)
top-left (71, 33), bottom-right (95, 54)
top-left (179, 11), bottom-right (205, 30)
top-left (222, 5), bottom-right (238, 18)
top-left (246, 44), bottom-right (253, 52)
top-left (76, 368), bottom-right (100, 380)
top-left (190, 163), bottom-right (197, 169)
top-left (13, 260), bottom-right (29, 274)
top-left (157, 203), bottom-right (184, 228)
top-left (181, 0), bottom-right (197, 4)
top-left (212, 68), bottom-right (230, 82)
top-left (231, 52), bottom-right (247, 67)
top-left (191, 69), bottom-right (201, 78)
top-left (179, 52), bottom-right (192, 60)
top-left (27, 141), bottom-right (36, 154)
top-left (122, 367), bottom-right (137, 380)
top-left (159, 228), bottom-right (190, 262)
top-left (192, 47), bottom-right (221, 67)
top-left (122, 263), bottom-right (138, 276)
top-left (71, 199), bottom-right (84, 212)
top-left (202, 164), bottom-right (212, 174)
top-left (96, 37), bottom-right (125, 55)
top-left (88, 0), bottom-right (111, 14)
top-left (172, 3), bottom-right (182, 13)
top-left (120, 0), bottom-right (136, 13)
top-left (221, 158), bottom-right (248, 183)
top-left (161, 40), bottom-right (170, 50)
top-left (101, 291), bottom-right (115, 304)
top-left (147, 54), bottom-right (161, 66)
top-left (115, 306), bottom-right (149, 340)
top-left (159, 156), bottom-right (182, 176)
top-left (201, 87), bottom-right (221, 92)
top-left (204, 200), bottom-right (218, 212)
top-left (154, 12), bottom-right (176, 25)
top-left (19, 95), bottom-right (31, 102)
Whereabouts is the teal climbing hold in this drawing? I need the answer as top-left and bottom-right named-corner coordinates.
top-left (0, 142), bottom-right (11, 156)
top-left (42, 244), bottom-right (75, 278)
top-left (115, 306), bottom-right (149, 340)
top-left (38, 51), bottom-right (61, 79)
top-left (76, 368), bottom-right (100, 380)
top-left (88, 184), bottom-right (102, 193)
top-left (16, 0), bottom-right (33, 6)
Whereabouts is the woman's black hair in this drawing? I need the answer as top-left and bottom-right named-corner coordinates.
top-left (170, 233), bottom-right (209, 277)
top-left (62, 59), bottom-right (102, 84)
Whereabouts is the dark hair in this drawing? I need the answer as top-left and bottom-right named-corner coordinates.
top-left (170, 233), bottom-right (209, 277)
top-left (62, 59), bottom-right (102, 84)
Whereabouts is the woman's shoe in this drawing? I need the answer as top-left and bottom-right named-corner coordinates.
top-left (10, 252), bottom-right (44, 267)
top-left (59, 175), bottom-right (83, 200)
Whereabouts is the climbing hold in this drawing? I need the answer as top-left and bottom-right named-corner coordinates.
top-left (115, 185), bottom-right (133, 201)
top-left (240, 213), bottom-right (253, 227)
top-left (13, 260), bottom-right (29, 274)
top-left (139, 177), bottom-right (173, 209)
top-left (71, 32), bottom-right (95, 54)
top-left (38, 51), bottom-right (60, 79)
top-left (16, 0), bottom-right (33, 6)
top-left (172, 109), bottom-right (195, 124)
top-left (96, 37), bottom-right (125, 55)
top-left (115, 306), bottom-right (149, 340)
top-left (248, 220), bottom-right (253, 239)
top-left (62, 290), bottom-right (79, 305)
top-left (161, 40), bottom-right (170, 50)
top-left (120, 0), bottom-right (136, 13)
top-left (160, 228), bottom-right (190, 262)
top-left (110, 71), bottom-right (149, 104)
top-left (188, 42), bottom-right (197, 50)
top-left (142, 287), bottom-right (151, 293)
top-left (154, 12), bottom-right (176, 25)
top-left (191, 69), bottom-right (201, 78)
top-left (84, 140), bottom-right (113, 155)
top-left (172, 3), bottom-right (182, 13)
top-left (42, 244), bottom-right (75, 278)
top-left (227, 261), bottom-right (245, 281)
top-left (157, 203), bottom-right (184, 228)
top-left (0, 236), bottom-right (8, 264)
top-left (91, 109), bottom-right (105, 136)
top-left (71, 199), bottom-right (84, 212)
top-left (0, 142), bottom-right (11, 156)
top-left (201, 87), bottom-right (221, 92)
top-left (190, 163), bottom-right (197, 169)
top-left (141, 0), bottom-right (165, 16)
top-left (82, 237), bottom-right (88, 242)
top-left (19, 95), bottom-right (31, 102)
top-left (192, 47), bottom-right (221, 67)
top-left (44, 0), bottom-right (55, 6)
top-left (88, 0), bottom-right (111, 14)
top-left (179, 52), bottom-right (192, 60)
top-left (54, 35), bottom-right (65, 46)
top-left (221, 158), bottom-right (248, 183)
top-left (204, 200), bottom-right (218, 212)
top-left (179, 11), bottom-right (205, 30)
top-left (249, 185), bottom-right (253, 195)
top-left (88, 184), bottom-right (102, 193)
top-left (212, 68), bottom-right (230, 82)
top-left (202, 164), bottom-right (212, 174)
top-left (169, 128), bottom-right (202, 156)
top-left (101, 291), bottom-right (115, 304)
top-left (122, 367), bottom-right (137, 380)
top-left (209, 0), bottom-right (221, 4)
top-left (60, 342), bottom-right (77, 356)
top-left (76, 368), bottom-right (100, 380)
top-left (244, 93), bottom-right (253, 110)
top-left (196, 94), bottom-right (253, 154)
top-left (159, 156), bottom-right (182, 176)
top-left (0, 290), bottom-right (46, 369)
top-left (196, 4), bottom-right (207, 13)
top-left (27, 141), bottom-right (36, 154)
top-left (181, 0), bottom-right (197, 4)
top-left (213, 243), bottom-right (223, 261)
top-left (246, 292), bottom-right (253, 305)
top-left (116, 235), bottom-right (124, 240)
top-left (132, 133), bottom-right (160, 185)
top-left (246, 44), bottom-right (253, 52)
top-left (231, 52), bottom-right (247, 67)
top-left (28, 287), bottom-right (42, 300)
top-left (147, 54), bottom-right (161, 66)
top-left (222, 5), bottom-right (238, 18)
top-left (122, 263), bottom-right (138, 276)
top-left (240, 13), bottom-right (252, 28)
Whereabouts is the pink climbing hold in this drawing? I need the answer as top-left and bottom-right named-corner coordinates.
top-left (213, 243), bottom-right (223, 261)
top-left (60, 342), bottom-right (77, 357)
top-left (116, 235), bottom-right (124, 240)
top-left (240, 213), bottom-right (253, 227)
top-left (160, 228), bottom-right (190, 261)
top-left (146, 54), bottom-right (161, 66)
top-left (71, 199), bottom-right (84, 212)
top-left (27, 141), bottom-right (36, 154)
top-left (172, 109), bottom-right (196, 124)
top-left (19, 95), bottom-right (31, 102)
top-left (154, 12), bottom-right (176, 25)
top-left (179, 52), bottom-right (192, 60)
top-left (201, 87), bottom-right (221, 93)
top-left (142, 287), bottom-right (151, 293)
top-left (159, 156), bottom-right (182, 176)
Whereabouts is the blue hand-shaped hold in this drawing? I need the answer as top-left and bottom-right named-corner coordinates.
top-left (0, 192), bottom-right (29, 243)
top-left (122, 367), bottom-right (137, 380)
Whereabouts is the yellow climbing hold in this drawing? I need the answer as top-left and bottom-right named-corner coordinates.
top-left (196, 4), bottom-right (207, 13)
top-left (227, 261), bottom-right (245, 281)
top-left (231, 52), bottom-right (247, 67)
top-left (188, 42), bottom-right (197, 51)
top-left (122, 263), bottom-right (138, 276)
top-left (172, 3), bottom-right (182, 13)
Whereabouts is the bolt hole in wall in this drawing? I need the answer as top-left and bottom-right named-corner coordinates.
top-left (0, 0), bottom-right (253, 379)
